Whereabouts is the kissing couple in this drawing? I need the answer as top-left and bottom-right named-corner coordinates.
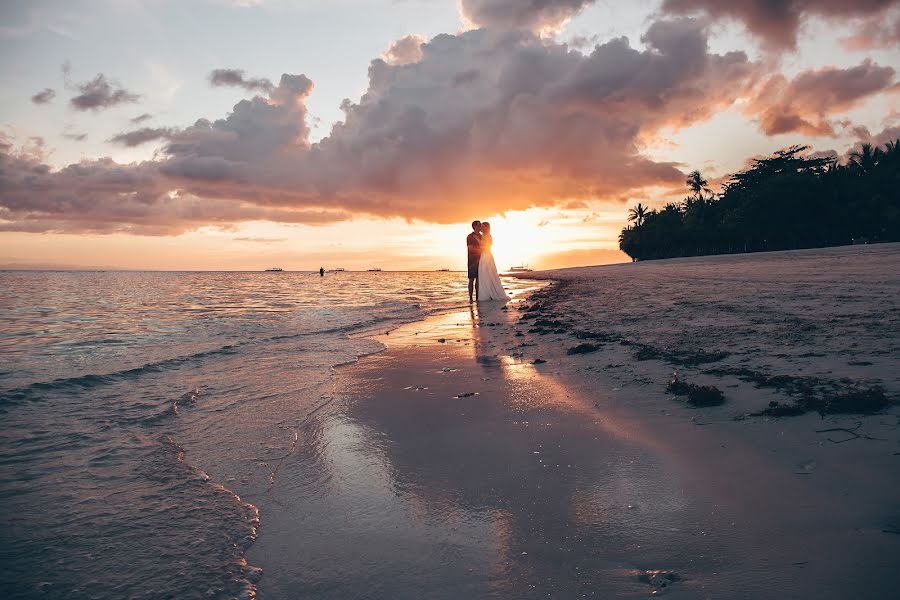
top-left (467, 220), bottom-right (511, 303)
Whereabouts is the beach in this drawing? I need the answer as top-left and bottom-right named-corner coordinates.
top-left (2, 246), bottom-right (899, 598)
top-left (246, 243), bottom-right (900, 598)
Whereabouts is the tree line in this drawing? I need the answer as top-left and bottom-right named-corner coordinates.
top-left (618, 140), bottom-right (900, 261)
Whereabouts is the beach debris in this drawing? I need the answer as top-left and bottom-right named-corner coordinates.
top-left (749, 385), bottom-right (892, 418)
top-left (636, 570), bottom-right (682, 595)
top-left (567, 343), bottom-right (600, 355)
top-left (437, 338), bottom-right (447, 343)
top-left (455, 392), bottom-right (479, 398)
top-left (707, 367), bottom-right (895, 417)
top-left (625, 341), bottom-right (728, 365)
top-left (666, 373), bottom-right (725, 407)
top-left (812, 422), bottom-right (886, 443)
top-left (441, 367), bottom-right (457, 372)
top-left (795, 459), bottom-right (817, 474)
top-left (532, 358), bottom-right (547, 364)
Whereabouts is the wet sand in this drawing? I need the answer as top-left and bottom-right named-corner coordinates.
top-left (248, 244), bottom-right (900, 598)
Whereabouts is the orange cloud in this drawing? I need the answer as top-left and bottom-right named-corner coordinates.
top-left (746, 60), bottom-right (896, 136)
top-left (1, 21), bottom-right (761, 235)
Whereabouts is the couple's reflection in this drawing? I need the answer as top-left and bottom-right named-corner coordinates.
top-left (468, 301), bottom-right (514, 370)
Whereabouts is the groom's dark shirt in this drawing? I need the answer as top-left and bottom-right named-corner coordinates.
top-left (466, 232), bottom-right (481, 279)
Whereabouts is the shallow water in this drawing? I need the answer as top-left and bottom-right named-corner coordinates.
top-left (0, 271), bottom-right (533, 599)
top-left (251, 308), bottom-right (718, 598)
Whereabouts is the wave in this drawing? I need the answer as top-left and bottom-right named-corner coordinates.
top-left (0, 344), bottom-right (238, 406)
top-left (0, 298), bottom-right (458, 407)
top-left (157, 434), bottom-right (263, 600)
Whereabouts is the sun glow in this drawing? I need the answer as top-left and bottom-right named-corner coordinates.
top-left (481, 214), bottom-right (550, 271)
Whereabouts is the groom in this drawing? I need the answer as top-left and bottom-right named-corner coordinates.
top-left (466, 220), bottom-right (482, 303)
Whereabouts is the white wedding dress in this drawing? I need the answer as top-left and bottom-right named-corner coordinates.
top-left (477, 234), bottom-right (510, 302)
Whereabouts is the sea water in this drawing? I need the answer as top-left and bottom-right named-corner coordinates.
top-left (0, 271), bottom-right (530, 599)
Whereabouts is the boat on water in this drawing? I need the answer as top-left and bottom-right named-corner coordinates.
top-left (508, 265), bottom-right (533, 272)
top-left (436, 268), bottom-right (451, 272)
top-left (264, 267), bottom-right (284, 272)
top-left (367, 268), bottom-right (383, 272)
top-left (328, 268), bottom-right (346, 273)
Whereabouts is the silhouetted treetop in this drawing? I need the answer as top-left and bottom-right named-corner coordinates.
top-left (620, 140), bottom-right (900, 261)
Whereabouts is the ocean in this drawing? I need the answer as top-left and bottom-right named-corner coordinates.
top-left (0, 271), bottom-right (532, 599)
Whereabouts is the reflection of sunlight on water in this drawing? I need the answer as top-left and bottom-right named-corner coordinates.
top-left (290, 296), bottom-right (719, 598)
top-left (285, 412), bottom-right (504, 595)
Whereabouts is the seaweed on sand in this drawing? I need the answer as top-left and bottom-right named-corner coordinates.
top-left (751, 386), bottom-right (892, 417)
top-left (666, 374), bottom-right (726, 407)
top-left (567, 343), bottom-right (600, 355)
top-left (706, 367), bottom-right (895, 417)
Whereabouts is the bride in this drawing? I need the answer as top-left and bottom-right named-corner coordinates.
top-left (477, 222), bottom-right (510, 302)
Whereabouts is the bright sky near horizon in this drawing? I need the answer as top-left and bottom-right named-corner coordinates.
top-left (1, 0), bottom-right (898, 271)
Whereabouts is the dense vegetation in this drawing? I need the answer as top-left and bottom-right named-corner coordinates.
top-left (618, 141), bottom-right (900, 261)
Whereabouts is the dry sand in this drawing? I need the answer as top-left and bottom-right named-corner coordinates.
top-left (248, 243), bottom-right (900, 598)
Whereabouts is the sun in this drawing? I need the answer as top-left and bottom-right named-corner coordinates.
top-left (482, 214), bottom-right (549, 270)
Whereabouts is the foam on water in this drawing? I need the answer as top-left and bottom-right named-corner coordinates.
top-left (0, 271), bottom-right (535, 598)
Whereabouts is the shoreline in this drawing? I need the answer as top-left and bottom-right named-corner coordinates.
top-left (246, 243), bottom-right (900, 598)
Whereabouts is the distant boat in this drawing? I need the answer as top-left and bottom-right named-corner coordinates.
top-left (436, 268), bottom-right (451, 272)
top-left (508, 265), bottom-right (533, 272)
top-left (265, 267), bottom-right (283, 272)
top-left (367, 268), bottom-right (382, 272)
top-left (328, 268), bottom-right (345, 273)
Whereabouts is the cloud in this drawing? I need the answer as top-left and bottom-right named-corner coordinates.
top-left (69, 74), bottom-right (140, 111)
top-left (660, 0), bottom-right (900, 50)
top-left (841, 11), bottom-right (900, 50)
top-left (0, 142), bottom-right (351, 235)
top-left (30, 88), bottom-right (56, 104)
top-left (109, 127), bottom-right (172, 147)
top-left (848, 124), bottom-right (900, 150)
top-left (233, 236), bottom-right (288, 243)
top-left (208, 68), bottom-right (274, 93)
top-left (130, 113), bottom-right (153, 124)
top-left (1, 20), bottom-right (761, 234)
top-left (747, 59), bottom-right (896, 136)
top-left (459, 0), bottom-right (595, 33)
top-left (384, 35), bottom-right (425, 65)
top-left (62, 132), bottom-right (87, 141)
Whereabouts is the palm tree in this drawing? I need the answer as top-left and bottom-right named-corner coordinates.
top-left (849, 143), bottom-right (883, 174)
top-left (628, 202), bottom-right (648, 226)
top-left (686, 170), bottom-right (710, 199)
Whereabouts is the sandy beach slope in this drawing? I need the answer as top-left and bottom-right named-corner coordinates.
top-left (247, 243), bottom-right (900, 598)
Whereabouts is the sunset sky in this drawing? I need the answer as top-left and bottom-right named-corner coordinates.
top-left (1, 0), bottom-right (898, 271)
